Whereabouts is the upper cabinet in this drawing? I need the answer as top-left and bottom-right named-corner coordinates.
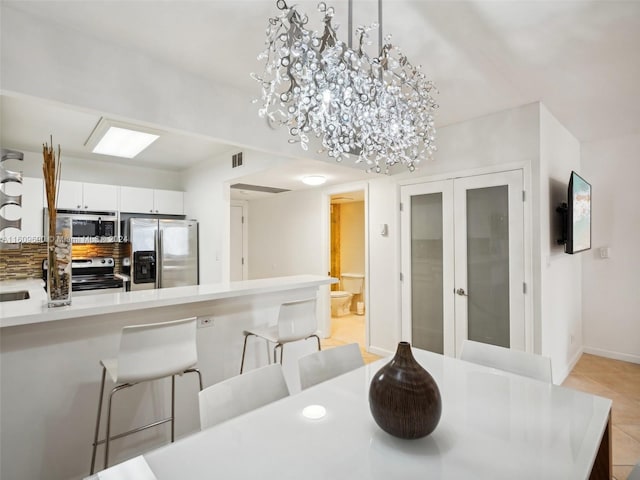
top-left (153, 189), bottom-right (184, 215)
top-left (57, 180), bottom-right (118, 211)
top-left (120, 186), bottom-right (184, 215)
top-left (0, 177), bottom-right (44, 243)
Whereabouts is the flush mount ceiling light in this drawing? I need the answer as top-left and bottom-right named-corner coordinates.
top-left (252, 0), bottom-right (438, 174)
top-left (85, 118), bottom-right (160, 159)
top-left (302, 175), bottom-right (327, 186)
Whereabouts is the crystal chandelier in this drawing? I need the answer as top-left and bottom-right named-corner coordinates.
top-left (252, 0), bottom-right (438, 173)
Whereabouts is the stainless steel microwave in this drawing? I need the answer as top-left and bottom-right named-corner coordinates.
top-left (44, 209), bottom-right (119, 243)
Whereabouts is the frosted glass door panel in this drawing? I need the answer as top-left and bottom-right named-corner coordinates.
top-left (411, 193), bottom-right (444, 353)
top-left (401, 181), bottom-right (454, 356)
top-left (466, 186), bottom-right (510, 347)
top-left (453, 170), bottom-right (525, 353)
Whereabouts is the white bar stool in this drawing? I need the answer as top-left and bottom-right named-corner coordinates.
top-left (239, 298), bottom-right (320, 373)
top-left (89, 317), bottom-right (203, 474)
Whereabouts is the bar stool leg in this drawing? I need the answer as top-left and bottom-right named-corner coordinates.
top-left (104, 383), bottom-right (131, 470)
top-left (184, 368), bottom-right (203, 391)
top-left (274, 343), bottom-right (283, 364)
top-left (240, 332), bottom-right (254, 373)
top-left (171, 375), bottom-right (176, 442)
top-left (90, 367), bottom-right (107, 475)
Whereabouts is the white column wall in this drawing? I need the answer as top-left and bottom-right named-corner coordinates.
top-left (183, 149), bottom-right (291, 284)
top-left (538, 105), bottom-right (583, 382)
top-left (581, 133), bottom-right (640, 363)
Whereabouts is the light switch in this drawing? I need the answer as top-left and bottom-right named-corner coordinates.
top-left (380, 224), bottom-right (388, 236)
top-left (599, 247), bottom-right (610, 259)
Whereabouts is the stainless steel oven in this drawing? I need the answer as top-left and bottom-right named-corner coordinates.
top-left (43, 257), bottom-right (125, 296)
top-left (45, 209), bottom-right (119, 243)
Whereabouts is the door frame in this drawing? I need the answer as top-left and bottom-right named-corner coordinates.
top-left (230, 200), bottom-right (249, 281)
top-left (398, 163), bottom-right (534, 354)
top-left (321, 181), bottom-right (370, 347)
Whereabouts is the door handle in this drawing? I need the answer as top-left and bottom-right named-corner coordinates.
top-left (455, 288), bottom-right (468, 297)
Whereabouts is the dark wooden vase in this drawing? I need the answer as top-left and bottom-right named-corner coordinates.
top-left (369, 341), bottom-right (442, 439)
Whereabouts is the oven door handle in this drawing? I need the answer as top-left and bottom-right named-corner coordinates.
top-left (156, 229), bottom-right (163, 288)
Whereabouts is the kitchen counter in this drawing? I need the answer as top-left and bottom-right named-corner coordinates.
top-left (0, 277), bottom-right (47, 303)
top-left (0, 275), bottom-right (336, 328)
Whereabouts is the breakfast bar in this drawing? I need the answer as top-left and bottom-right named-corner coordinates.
top-left (0, 275), bottom-right (335, 480)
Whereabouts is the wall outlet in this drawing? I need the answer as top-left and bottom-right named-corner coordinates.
top-left (198, 316), bottom-right (214, 328)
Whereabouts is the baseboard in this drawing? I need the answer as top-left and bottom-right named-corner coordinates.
top-left (555, 346), bottom-right (584, 385)
top-left (583, 346), bottom-right (640, 365)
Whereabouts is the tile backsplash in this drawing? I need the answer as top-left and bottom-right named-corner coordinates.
top-left (0, 243), bottom-right (47, 280)
top-left (0, 243), bottom-right (131, 281)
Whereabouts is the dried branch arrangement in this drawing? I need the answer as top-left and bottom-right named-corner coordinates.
top-left (43, 136), bottom-right (62, 228)
top-left (43, 136), bottom-right (70, 306)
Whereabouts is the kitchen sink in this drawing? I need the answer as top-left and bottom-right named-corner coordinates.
top-left (0, 290), bottom-right (30, 302)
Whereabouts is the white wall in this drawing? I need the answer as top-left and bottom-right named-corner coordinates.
top-left (247, 189), bottom-right (325, 279)
top-left (538, 105), bottom-right (583, 381)
top-left (183, 148), bottom-right (290, 284)
top-left (581, 133), bottom-right (640, 363)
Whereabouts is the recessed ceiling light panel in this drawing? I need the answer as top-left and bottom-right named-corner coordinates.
top-left (85, 118), bottom-right (160, 158)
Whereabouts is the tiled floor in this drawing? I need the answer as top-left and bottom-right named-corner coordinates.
top-left (321, 313), bottom-right (381, 364)
top-left (563, 353), bottom-right (640, 480)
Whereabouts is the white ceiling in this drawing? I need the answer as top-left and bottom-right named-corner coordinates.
top-left (2, 0), bottom-right (639, 194)
top-left (0, 94), bottom-right (233, 171)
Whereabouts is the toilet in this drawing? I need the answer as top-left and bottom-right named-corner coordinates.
top-left (330, 273), bottom-right (364, 317)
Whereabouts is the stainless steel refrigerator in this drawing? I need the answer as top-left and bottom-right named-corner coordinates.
top-left (129, 218), bottom-right (199, 291)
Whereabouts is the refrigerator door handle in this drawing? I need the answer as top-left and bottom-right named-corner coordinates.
top-left (156, 228), bottom-right (163, 288)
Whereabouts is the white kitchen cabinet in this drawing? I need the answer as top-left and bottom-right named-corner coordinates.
top-left (0, 177), bottom-right (44, 243)
top-left (120, 186), bottom-right (183, 215)
top-left (119, 186), bottom-right (154, 213)
top-left (56, 180), bottom-right (83, 210)
top-left (153, 189), bottom-right (184, 215)
top-left (57, 180), bottom-right (118, 211)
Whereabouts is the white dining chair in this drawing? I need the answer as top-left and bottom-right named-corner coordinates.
top-left (239, 297), bottom-right (320, 373)
top-left (460, 339), bottom-right (552, 383)
top-left (298, 342), bottom-right (364, 390)
top-left (90, 317), bottom-right (203, 474)
top-left (198, 364), bottom-right (289, 430)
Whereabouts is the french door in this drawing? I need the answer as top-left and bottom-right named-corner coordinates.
top-left (400, 170), bottom-right (525, 356)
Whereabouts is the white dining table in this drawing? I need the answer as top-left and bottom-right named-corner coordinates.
top-left (90, 348), bottom-right (612, 480)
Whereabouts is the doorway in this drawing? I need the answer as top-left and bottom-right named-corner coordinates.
top-left (400, 170), bottom-right (525, 357)
top-left (325, 190), bottom-right (374, 361)
top-left (230, 201), bottom-right (248, 281)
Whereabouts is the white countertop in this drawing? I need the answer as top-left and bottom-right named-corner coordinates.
top-left (0, 275), bottom-right (336, 329)
top-left (93, 348), bottom-right (612, 480)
